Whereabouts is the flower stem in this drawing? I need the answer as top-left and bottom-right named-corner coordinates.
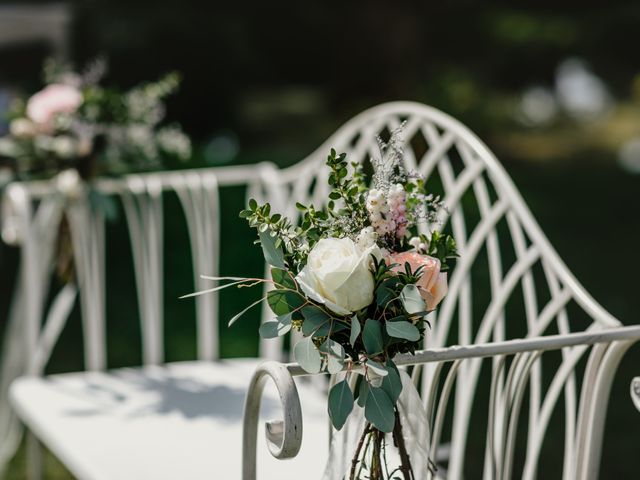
top-left (392, 408), bottom-right (414, 480)
top-left (350, 422), bottom-right (371, 480)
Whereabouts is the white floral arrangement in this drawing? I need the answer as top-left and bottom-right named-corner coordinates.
top-left (190, 126), bottom-right (457, 478)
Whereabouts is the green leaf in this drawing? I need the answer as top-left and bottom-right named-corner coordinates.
top-left (258, 314), bottom-right (292, 338)
top-left (349, 316), bottom-right (361, 347)
top-left (365, 387), bottom-right (395, 433)
top-left (363, 319), bottom-right (384, 356)
top-left (321, 339), bottom-right (345, 374)
top-left (293, 336), bottom-right (322, 374)
top-left (385, 320), bottom-right (420, 342)
top-left (375, 285), bottom-right (395, 307)
top-left (271, 267), bottom-right (296, 289)
top-left (248, 198), bottom-right (258, 211)
top-left (357, 378), bottom-right (369, 407)
top-left (89, 189), bottom-right (118, 221)
top-left (259, 230), bottom-right (285, 268)
top-left (267, 289), bottom-right (304, 316)
top-left (301, 306), bottom-right (331, 336)
top-left (366, 360), bottom-right (389, 378)
top-left (381, 361), bottom-right (403, 403)
top-left (328, 380), bottom-right (354, 430)
top-left (400, 284), bottom-right (426, 314)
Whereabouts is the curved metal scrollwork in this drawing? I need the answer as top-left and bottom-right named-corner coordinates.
top-left (242, 361), bottom-right (303, 480)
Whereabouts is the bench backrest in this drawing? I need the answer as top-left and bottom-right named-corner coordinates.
top-left (2, 100), bottom-right (620, 366)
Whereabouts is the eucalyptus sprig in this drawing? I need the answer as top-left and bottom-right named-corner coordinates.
top-left (240, 199), bottom-right (307, 269)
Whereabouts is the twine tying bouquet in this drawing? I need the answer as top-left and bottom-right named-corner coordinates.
top-left (188, 125), bottom-right (457, 479)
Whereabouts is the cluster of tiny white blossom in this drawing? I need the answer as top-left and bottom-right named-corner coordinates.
top-left (365, 183), bottom-right (408, 239)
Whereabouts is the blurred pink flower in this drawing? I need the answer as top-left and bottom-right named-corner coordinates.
top-left (388, 251), bottom-right (448, 311)
top-left (26, 84), bottom-right (82, 128)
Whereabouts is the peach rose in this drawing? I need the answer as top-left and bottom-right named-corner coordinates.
top-left (388, 251), bottom-right (448, 311)
top-left (26, 84), bottom-right (83, 128)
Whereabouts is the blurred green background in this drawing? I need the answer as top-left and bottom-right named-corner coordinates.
top-left (1, 0), bottom-right (640, 478)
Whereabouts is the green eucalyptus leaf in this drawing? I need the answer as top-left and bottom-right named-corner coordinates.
top-left (328, 380), bottom-right (354, 430)
top-left (332, 322), bottom-right (348, 334)
top-left (89, 189), bottom-right (118, 221)
top-left (259, 230), bottom-right (285, 268)
top-left (258, 313), bottom-right (292, 338)
top-left (363, 319), bottom-right (384, 355)
top-left (381, 361), bottom-right (403, 403)
top-left (385, 319), bottom-right (420, 342)
top-left (267, 289), bottom-right (304, 316)
top-left (365, 387), bottom-right (395, 433)
top-left (366, 360), bottom-right (389, 378)
top-left (301, 306), bottom-right (331, 336)
top-left (400, 284), bottom-right (426, 314)
top-left (375, 285), bottom-right (395, 307)
top-left (349, 316), bottom-right (361, 347)
top-left (321, 339), bottom-right (345, 374)
top-left (357, 377), bottom-right (369, 407)
top-left (271, 267), bottom-right (296, 289)
top-left (293, 336), bottom-right (322, 374)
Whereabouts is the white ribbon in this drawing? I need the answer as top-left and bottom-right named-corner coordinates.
top-left (1, 183), bottom-right (28, 245)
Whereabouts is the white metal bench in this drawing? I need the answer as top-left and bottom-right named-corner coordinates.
top-left (1, 102), bottom-right (639, 479)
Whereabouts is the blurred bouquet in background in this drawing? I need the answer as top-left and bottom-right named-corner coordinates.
top-left (0, 58), bottom-right (191, 181)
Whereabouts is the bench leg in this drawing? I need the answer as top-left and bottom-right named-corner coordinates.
top-left (26, 431), bottom-right (42, 480)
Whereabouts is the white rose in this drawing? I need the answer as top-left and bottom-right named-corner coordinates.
top-left (295, 237), bottom-right (379, 315)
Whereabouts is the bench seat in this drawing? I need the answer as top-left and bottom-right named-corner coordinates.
top-left (10, 359), bottom-right (328, 480)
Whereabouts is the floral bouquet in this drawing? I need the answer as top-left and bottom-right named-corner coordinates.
top-left (0, 58), bottom-right (191, 181)
top-left (193, 128), bottom-right (456, 479)
top-left (0, 59), bottom-right (192, 282)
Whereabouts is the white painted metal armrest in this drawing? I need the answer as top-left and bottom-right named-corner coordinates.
top-left (242, 362), bottom-right (304, 480)
top-left (632, 378), bottom-right (640, 412)
top-left (242, 325), bottom-right (640, 480)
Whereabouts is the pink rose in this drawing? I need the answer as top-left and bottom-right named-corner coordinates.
top-left (388, 251), bottom-right (448, 311)
top-left (26, 84), bottom-right (83, 128)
